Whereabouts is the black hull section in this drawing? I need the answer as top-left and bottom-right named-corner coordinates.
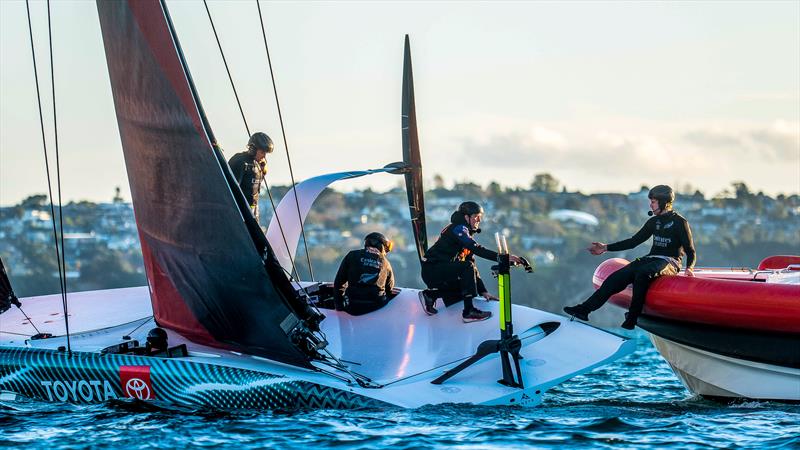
top-left (639, 316), bottom-right (800, 369)
top-left (0, 347), bottom-right (386, 410)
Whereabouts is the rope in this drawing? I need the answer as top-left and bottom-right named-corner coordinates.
top-left (46, 0), bottom-right (71, 354)
top-left (202, 0), bottom-right (296, 279)
top-left (256, 0), bottom-right (315, 281)
top-left (17, 307), bottom-right (42, 335)
top-left (122, 316), bottom-right (154, 340)
top-left (24, 0), bottom-right (66, 348)
top-left (202, 0), bottom-right (305, 283)
top-left (0, 330), bottom-right (35, 338)
top-left (203, 0), bottom-right (250, 137)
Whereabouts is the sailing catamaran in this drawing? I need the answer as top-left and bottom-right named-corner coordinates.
top-left (0, 0), bottom-right (634, 409)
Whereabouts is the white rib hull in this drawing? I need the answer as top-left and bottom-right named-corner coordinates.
top-left (649, 334), bottom-right (800, 401)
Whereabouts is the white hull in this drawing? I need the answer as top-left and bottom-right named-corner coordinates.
top-left (0, 287), bottom-right (635, 408)
top-left (649, 334), bottom-right (800, 401)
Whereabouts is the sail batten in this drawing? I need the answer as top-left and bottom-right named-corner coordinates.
top-left (97, 0), bottom-right (310, 368)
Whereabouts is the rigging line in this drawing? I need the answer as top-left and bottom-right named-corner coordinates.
top-left (318, 346), bottom-right (380, 388)
top-left (262, 179), bottom-right (300, 281)
top-left (202, 0), bottom-right (296, 279)
top-left (0, 306), bottom-right (42, 336)
top-left (201, 1), bottom-right (301, 284)
top-left (24, 0), bottom-right (65, 342)
top-left (0, 330), bottom-right (35, 337)
top-left (16, 307), bottom-right (42, 335)
top-left (47, 0), bottom-right (71, 355)
top-left (203, 0), bottom-right (251, 137)
top-left (256, 0), bottom-right (315, 281)
top-left (121, 316), bottom-right (154, 340)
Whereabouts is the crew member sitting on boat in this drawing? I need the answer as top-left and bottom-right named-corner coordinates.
top-left (419, 201), bottom-right (524, 323)
top-left (564, 185), bottom-right (696, 330)
top-left (334, 232), bottom-right (396, 316)
top-left (227, 132), bottom-right (273, 223)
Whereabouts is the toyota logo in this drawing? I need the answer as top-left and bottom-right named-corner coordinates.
top-left (125, 378), bottom-right (151, 400)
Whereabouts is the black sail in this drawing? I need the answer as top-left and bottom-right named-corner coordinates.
top-left (96, 0), bottom-right (310, 368)
top-left (0, 257), bottom-right (19, 312)
top-left (401, 35), bottom-right (428, 263)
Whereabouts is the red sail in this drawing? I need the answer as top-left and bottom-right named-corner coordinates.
top-left (96, 0), bottom-right (310, 368)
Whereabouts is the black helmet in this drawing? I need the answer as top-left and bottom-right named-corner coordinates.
top-left (648, 185), bottom-right (675, 209)
top-left (457, 201), bottom-right (484, 216)
top-left (248, 132), bottom-right (274, 153)
top-left (146, 327), bottom-right (168, 350)
top-left (364, 232), bottom-right (393, 253)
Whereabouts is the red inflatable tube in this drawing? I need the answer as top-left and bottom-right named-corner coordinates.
top-left (595, 258), bottom-right (800, 334)
top-left (757, 255), bottom-right (800, 270)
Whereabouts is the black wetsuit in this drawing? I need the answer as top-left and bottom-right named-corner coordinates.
top-left (334, 248), bottom-right (394, 316)
top-left (580, 211), bottom-right (696, 321)
top-left (228, 151), bottom-right (265, 221)
top-left (421, 213), bottom-right (499, 314)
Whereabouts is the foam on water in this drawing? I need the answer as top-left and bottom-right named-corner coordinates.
top-left (1, 332), bottom-right (798, 449)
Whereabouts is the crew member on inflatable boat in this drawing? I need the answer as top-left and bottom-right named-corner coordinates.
top-left (227, 132), bottom-right (273, 223)
top-left (334, 232), bottom-right (396, 316)
top-left (564, 185), bottom-right (696, 329)
top-left (420, 201), bottom-right (524, 323)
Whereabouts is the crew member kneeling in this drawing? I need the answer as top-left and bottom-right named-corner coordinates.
top-left (420, 201), bottom-right (523, 323)
top-left (334, 232), bottom-right (395, 316)
top-left (563, 185), bottom-right (696, 330)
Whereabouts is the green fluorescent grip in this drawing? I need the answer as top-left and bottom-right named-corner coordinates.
top-left (498, 273), bottom-right (510, 331)
top-left (498, 274), bottom-right (506, 330)
top-left (502, 274), bottom-right (511, 322)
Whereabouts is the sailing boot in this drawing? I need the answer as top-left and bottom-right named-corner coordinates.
top-left (419, 290), bottom-right (438, 315)
top-left (621, 312), bottom-right (638, 330)
top-left (563, 305), bottom-right (590, 321)
top-left (462, 308), bottom-right (491, 323)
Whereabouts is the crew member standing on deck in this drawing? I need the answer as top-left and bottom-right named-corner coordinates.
top-left (228, 132), bottom-right (273, 223)
top-left (564, 185), bottom-right (696, 329)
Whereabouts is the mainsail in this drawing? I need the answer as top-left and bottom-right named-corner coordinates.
top-left (96, 0), bottom-right (311, 368)
top-left (401, 35), bottom-right (428, 263)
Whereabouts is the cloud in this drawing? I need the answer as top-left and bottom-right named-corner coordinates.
top-left (454, 121), bottom-right (798, 195)
top-left (461, 125), bottom-right (708, 173)
top-left (683, 121), bottom-right (800, 162)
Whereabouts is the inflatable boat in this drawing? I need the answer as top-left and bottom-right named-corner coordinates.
top-left (594, 256), bottom-right (800, 401)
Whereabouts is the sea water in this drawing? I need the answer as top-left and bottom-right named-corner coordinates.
top-left (1, 332), bottom-right (798, 449)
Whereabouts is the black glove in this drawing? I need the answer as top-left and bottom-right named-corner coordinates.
top-left (334, 295), bottom-right (347, 311)
top-left (306, 310), bottom-right (326, 332)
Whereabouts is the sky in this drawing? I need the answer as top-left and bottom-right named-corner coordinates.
top-left (1, 1), bottom-right (798, 206)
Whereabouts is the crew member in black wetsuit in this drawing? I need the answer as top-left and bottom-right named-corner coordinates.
top-left (420, 201), bottom-right (524, 323)
top-left (227, 132), bottom-right (274, 223)
top-left (564, 185), bottom-right (696, 329)
top-left (334, 232), bottom-right (395, 316)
